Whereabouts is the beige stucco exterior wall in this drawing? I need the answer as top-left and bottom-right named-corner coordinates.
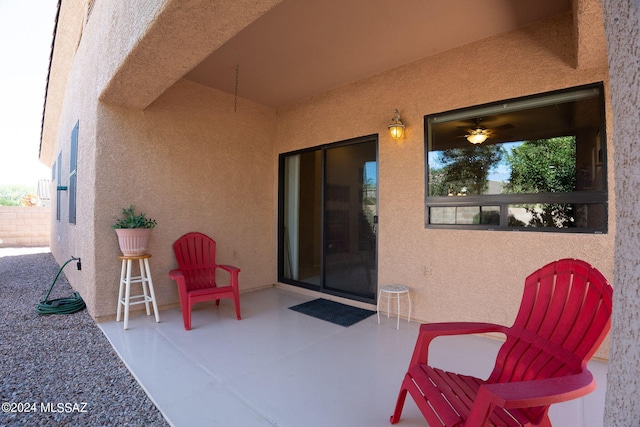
top-left (43, 0), bottom-right (277, 318)
top-left (90, 80), bottom-right (276, 318)
top-left (602, 0), bottom-right (640, 425)
top-left (45, 0), bottom-right (100, 315)
top-left (40, 0), bottom-right (86, 164)
top-left (98, 0), bottom-right (283, 110)
top-left (276, 12), bottom-right (613, 359)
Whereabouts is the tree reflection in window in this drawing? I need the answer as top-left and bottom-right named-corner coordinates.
top-left (503, 137), bottom-right (575, 227)
top-left (429, 145), bottom-right (504, 196)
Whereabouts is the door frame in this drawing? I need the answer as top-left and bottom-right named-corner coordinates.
top-left (277, 134), bottom-right (379, 304)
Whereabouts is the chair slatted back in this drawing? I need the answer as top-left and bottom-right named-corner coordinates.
top-left (173, 232), bottom-right (218, 291)
top-left (489, 258), bottom-right (612, 384)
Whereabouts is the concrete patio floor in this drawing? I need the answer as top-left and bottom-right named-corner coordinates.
top-left (99, 286), bottom-right (607, 427)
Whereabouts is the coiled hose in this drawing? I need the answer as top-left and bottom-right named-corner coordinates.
top-left (36, 256), bottom-right (86, 315)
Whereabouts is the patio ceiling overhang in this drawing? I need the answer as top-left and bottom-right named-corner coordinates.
top-left (96, 0), bottom-right (608, 112)
top-left (98, 0), bottom-right (283, 110)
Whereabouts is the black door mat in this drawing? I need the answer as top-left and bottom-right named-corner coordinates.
top-left (289, 298), bottom-right (375, 327)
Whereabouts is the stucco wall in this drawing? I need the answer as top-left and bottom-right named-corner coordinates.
top-left (46, 0), bottom-right (102, 316)
top-left (91, 80), bottom-right (276, 318)
top-left (50, 78), bottom-right (276, 319)
top-left (602, 0), bottom-right (640, 424)
top-left (0, 207), bottom-right (51, 247)
top-left (276, 12), bottom-right (613, 358)
top-left (44, 0), bottom-right (277, 318)
top-left (40, 0), bottom-right (86, 164)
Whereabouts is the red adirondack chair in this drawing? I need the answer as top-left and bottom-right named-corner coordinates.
top-left (169, 232), bottom-right (241, 330)
top-left (390, 258), bottom-right (612, 427)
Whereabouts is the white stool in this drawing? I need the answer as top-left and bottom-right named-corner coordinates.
top-left (117, 254), bottom-right (160, 330)
top-left (377, 284), bottom-right (411, 329)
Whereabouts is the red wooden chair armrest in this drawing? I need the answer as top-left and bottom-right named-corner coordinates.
top-left (218, 264), bottom-right (240, 274)
top-left (216, 264), bottom-right (240, 289)
top-left (463, 371), bottom-right (596, 427)
top-left (168, 269), bottom-right (188, 291)
top-left (480, 370), bottom-right (595, 409)
top-left (419, 322), bottom-right (508, 337)
top-left (411, 322), bottom-right (509, 365)
top-left (168, 269), bottom-right (183, 280)
top-left (168, 269), bottom-right (192, 311)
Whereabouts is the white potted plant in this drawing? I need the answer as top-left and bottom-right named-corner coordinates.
top-left (111, 205), bottom-right (157, 256)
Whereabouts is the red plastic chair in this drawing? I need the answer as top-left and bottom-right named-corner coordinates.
top-left (169, 232), bottom-right (241, 330)
top-left (390, 258), bottom-right (612, 427)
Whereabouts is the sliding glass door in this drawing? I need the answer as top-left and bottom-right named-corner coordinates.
top-left (282, 150), bottom-right (323, 286)
top-left (279, 135), bottom-right (378, 303)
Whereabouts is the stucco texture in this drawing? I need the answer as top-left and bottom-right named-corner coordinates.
top-left (91, 80), bottom-right (277, 318)
top-left (43, 0), bottom-right (279, 319)
top-left (602, 0), bottom-right (640, 424)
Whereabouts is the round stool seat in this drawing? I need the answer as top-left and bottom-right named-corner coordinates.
top-left (380, 284), bottom-right (409, 293)
top-left (118, 254), bottom-right (152, 261)
top-left (377, 284), bottom-right (411, 329)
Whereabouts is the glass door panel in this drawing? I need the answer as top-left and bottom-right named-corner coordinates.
top-left (324, 141), bottom-right (377, 300)
top-left (283, 150), bottom-right (322, 286)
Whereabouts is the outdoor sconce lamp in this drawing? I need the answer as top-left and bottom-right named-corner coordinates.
top-left (388, 109), bottom-right (405, 140)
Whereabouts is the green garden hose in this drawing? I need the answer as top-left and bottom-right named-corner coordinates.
top-left (36, 256), bottom-right (86, 315)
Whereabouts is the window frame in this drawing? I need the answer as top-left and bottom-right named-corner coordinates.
top-left (69, 121), bottom-right (79, 224)
top-left (56, 152), bottom-right (62, 221)
top-left (424, 83), bottom-right (608, 234)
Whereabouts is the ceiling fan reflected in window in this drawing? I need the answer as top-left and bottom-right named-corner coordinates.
top-left (466, 127), bottom-right (491, 144)
top-left (461, 118), bottom-right (513, 144)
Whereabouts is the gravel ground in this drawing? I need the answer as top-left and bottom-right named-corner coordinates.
top-left (0, 249), bottom-right (169, 426)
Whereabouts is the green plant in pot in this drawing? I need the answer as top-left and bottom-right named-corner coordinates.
top-left (112, 205), bottom-right (157, 256)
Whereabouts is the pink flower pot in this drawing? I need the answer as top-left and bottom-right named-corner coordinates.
top-left (115, 228), bottom-right (152, 256)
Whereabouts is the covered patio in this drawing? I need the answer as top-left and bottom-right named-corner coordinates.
top-left (39, 0), bottom-right (640, 424)
top-left (99, 287), bottom-right (607, 427)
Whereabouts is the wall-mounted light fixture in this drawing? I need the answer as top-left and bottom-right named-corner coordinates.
top-left (388, 109), bottom-right (405, 140)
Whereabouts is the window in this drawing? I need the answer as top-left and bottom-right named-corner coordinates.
top-left (56, 152), bottom-right (62, 221)
top-left (425, 83), bottom-right (607, 233)
top-left (69, 121), bottom-right (79, 224)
